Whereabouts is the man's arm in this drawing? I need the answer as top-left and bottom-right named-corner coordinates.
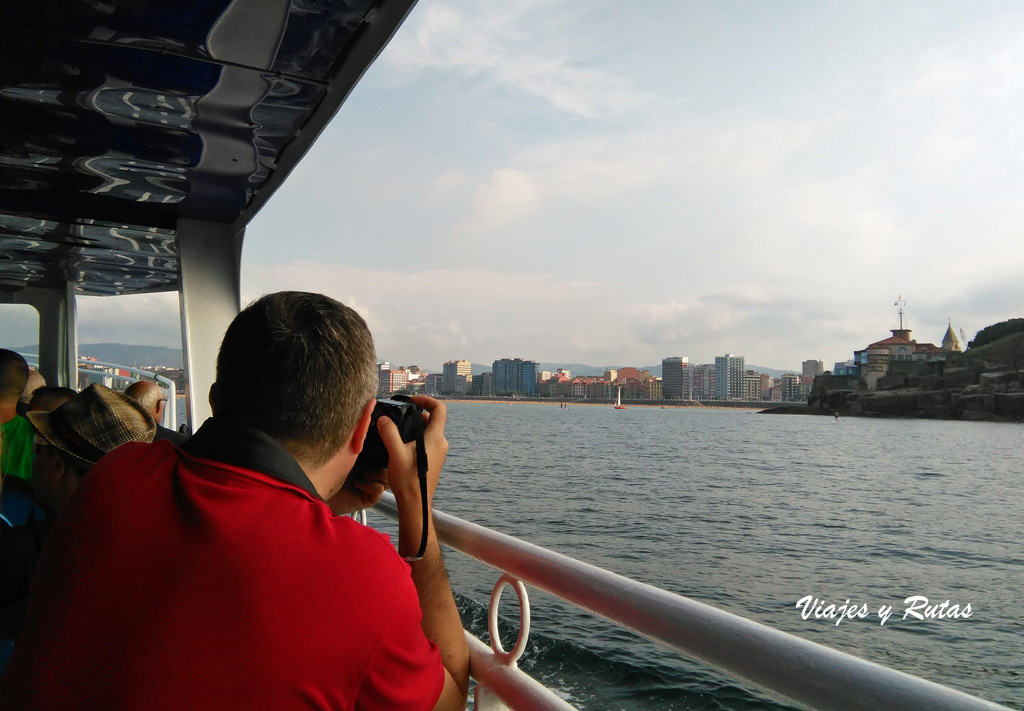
top-left (378, 396), bottom-right (469, 710)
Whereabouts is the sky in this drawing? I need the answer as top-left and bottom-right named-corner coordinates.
top-left (6, 0), bottom-right (1024, 371)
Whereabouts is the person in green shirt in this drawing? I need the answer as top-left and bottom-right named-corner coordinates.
top-left (0, 350), bottom-right (33, 485)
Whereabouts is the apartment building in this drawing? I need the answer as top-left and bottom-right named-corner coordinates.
top-left (492, 357), bottom-right (537, 395)
top-left (715, 353), bottom-right (745, 400)
top-left (662, 356), bottom-right (690, 400)
top-left (802, 359), bottom-right (824, 377)
top-left (442, 360), bottom-right (472, 394)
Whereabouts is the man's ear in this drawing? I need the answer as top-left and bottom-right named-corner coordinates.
top-left (208, 383), bottom-right (219, 416)
top-left (51, 451), bottom-right (69, 481)
top-left (349, 398), bottom-right (376, 454)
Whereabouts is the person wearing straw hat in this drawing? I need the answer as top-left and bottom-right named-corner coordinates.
top-left (0, 384), bottom-right (156, 636)
top-left (26, 384), bottom-right (156, 516)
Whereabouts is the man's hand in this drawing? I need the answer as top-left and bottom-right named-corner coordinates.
top-left (377, 395), bottom-right (448, 514)
top-left (326, 471), bottom-right (387, 514)
top-left (377, 395), bottom-right (467, 710)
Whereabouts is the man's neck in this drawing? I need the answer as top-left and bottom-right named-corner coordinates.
top-left (302, 446), bottom-right (356, 502)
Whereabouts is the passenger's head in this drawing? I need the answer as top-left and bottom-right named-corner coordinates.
top-left (0, 349), bottom-right (29, 405)
top-left (124, 380), bottom-right (168, 421)
top-left (212, 291), bottom-right (378, 469)
top-left (28, 384), bottom-right (157, 513)
top-left (28, 386), bottom-right (77, 413)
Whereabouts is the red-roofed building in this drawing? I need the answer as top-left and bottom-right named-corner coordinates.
top-left (854, 304), bottom-right (958, 390)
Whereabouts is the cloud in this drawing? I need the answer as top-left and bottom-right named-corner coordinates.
top-left (385, 0), bottom-right (650, 118)
top-left (237, 260), bottom-right (864, 369)
top-left (242, 261), bottom-right (621, 366)
top-left (0, 304), bottom-right (41, 350)
top-left (907, 29), bottom-right (1024, 102)
top-left (77, 292), bottom-right (181, 347)
top-left (514, 116), bottom-right (825, 206)
top-left (457, 168), bottom-right (539, 235)
top-left (2, 292), bottom-right (191, 356)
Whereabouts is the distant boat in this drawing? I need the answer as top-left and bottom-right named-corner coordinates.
top-left (614, 386), bottom-right (626, 410)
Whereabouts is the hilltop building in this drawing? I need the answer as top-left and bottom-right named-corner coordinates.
top-left (942, 321), bottom-right (962, 352)
top-left (853, 300), bottom-right (963, 390)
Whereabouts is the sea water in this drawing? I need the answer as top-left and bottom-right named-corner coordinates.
top-left (388, 402), bottom-right (1024, 711)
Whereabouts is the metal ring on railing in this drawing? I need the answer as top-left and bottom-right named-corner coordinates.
top-left (350, 509), bottom-right (367, 526)
top-left (488, 574), bottom-right (530, 666)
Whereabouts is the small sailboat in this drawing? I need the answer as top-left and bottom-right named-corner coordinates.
top-left (614, 386), bottom-right (626, 410)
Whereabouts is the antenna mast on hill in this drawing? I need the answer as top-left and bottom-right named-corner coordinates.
top-left (894, 295), bottom-right (906, 330)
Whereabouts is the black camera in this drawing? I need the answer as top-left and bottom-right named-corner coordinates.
top-left (350, 395), bottom-right (431, 560)
top-left (351, 396), bottom-right (423, 475)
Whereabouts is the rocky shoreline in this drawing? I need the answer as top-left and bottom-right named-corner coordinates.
top-left (789, 363), bottom-right (1024, 423)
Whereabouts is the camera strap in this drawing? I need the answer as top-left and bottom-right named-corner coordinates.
top-left (403, 416), bottom-right (430, 562)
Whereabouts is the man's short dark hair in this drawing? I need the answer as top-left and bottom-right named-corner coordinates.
top-left (0, 349), bottom-right (29, 401)
top-left (214, 292), bottom-right (379, 468)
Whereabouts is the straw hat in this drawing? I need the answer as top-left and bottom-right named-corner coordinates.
top-left (28, 384), bottom-right (157, 471)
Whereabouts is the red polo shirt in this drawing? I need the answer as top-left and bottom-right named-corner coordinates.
top-left (0, 421), bottom-right (444, 710)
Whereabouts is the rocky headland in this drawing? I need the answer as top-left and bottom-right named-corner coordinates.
top-left (780, 321), bottom-right (1024, 423)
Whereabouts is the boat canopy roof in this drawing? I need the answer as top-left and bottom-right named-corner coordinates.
top-left (0, 0), bottom-right (413, 297)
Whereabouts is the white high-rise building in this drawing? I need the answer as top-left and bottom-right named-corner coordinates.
top-left (714, 353), bottom-right (745, 400)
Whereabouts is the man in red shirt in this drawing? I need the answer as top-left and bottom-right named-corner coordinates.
top-left (1, 292), bottom-right (469, 710)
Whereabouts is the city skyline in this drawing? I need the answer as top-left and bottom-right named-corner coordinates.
top-left (1, 2), bottom-right (1021, 370)
top-left (375, 356), bottom-right (815, 403)
top-left (0, 321), bottom-right (962, 378)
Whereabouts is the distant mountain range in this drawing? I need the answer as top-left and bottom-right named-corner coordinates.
top-left (25, 343), bottom-right (186, 368)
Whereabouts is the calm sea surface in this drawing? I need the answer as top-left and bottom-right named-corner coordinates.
top-left (371, 402), bottom-right (1024, 711)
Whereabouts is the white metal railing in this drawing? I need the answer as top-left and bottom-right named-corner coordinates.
top-left (372, 493), bottom-right (1012, 711)
top-left (74, 359), bottom-right (178, 429)
top-left (19, 354), bottom-right (177, 430)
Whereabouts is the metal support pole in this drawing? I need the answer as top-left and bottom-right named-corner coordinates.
top-left (177, 219), bottom-right (243, 431)
top-left (1, 284), bottom-right (78, 388)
